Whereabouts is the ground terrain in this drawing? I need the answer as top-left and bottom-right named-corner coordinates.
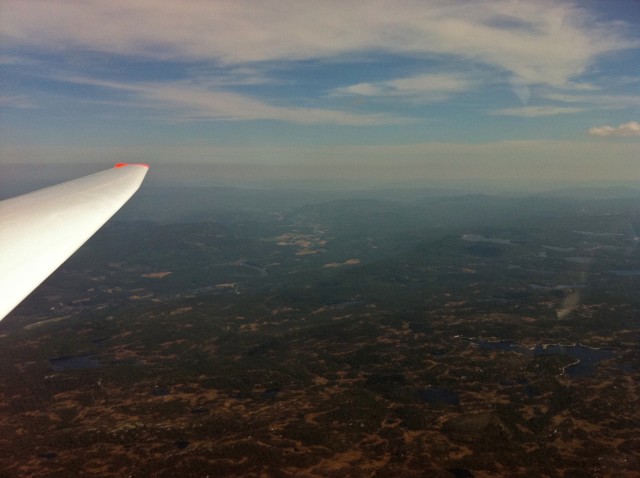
top-left (1, 187), bottom-right (639, 477)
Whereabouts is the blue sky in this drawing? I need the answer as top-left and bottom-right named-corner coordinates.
top-left (1, 0), bottom-right (639, 184)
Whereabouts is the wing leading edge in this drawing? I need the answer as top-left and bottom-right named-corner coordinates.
top-left (0, 163), bottom-right (149, 321)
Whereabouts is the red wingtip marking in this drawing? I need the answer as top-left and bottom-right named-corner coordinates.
top-left (114, 163), bottom-right (150, 168)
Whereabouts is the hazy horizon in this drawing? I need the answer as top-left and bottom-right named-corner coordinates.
top-left (3, 161), bottom-right (640, 202)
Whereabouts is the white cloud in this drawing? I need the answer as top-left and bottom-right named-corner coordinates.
top-left (332, 73), bottom-right (474, 103)
top-left (2, 0), bottom-right (636, 87)
top-left (59, 75), bottom-right (401, 125)
top-left (589, 121), bottom-right (640, 137)
top-left (492, 106), bottom-right (585, 117)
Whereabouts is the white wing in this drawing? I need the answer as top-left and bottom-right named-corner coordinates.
top-left (0, 163), bottom-right (149, 320)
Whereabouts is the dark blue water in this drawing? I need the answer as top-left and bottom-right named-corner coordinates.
top-left (49, 354), bottom-right (101, 371)
top-left (610, 269), bottom-right (640, 277)
top-left (261, 388), bottom-right (280, 399)
top-left (533, 344), bottom-right (614, 378)
top-left (476, 340), bottom-right (614, 378)
top-left (418, 387), bottom-right (460, 405)
top-left (152, 386), bottom-right (170, 396)
top-left (448, 468), bottom-right (475, 478)
top-left (37, 452), bottom-right (57, 460)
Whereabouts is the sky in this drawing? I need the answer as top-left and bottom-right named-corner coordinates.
top-left (1, 0), bottom-right (639, 186)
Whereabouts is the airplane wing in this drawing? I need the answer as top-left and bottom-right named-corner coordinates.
top-left (0, 163), bottom-right (149, 321)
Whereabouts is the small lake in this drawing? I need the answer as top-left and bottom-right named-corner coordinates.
top-left (574, 231), bottom-right (623, 238)
top-left (417, 387), bottom-right (460, 405)
top-left (610, 269), bottom-right (640, 277)
top-left (234, 260), bottom-right (268, 276)
top-left (49, 354), bottom-right (101, 371)
top-left (542, 245), bottom-right (575, 252)
top-left (152, 386), bottom-right (170, 396)
top-left (475, 340), bottom-right (614, 378)
top-left (462, 234), bottom-right (516, 245)
top-left (530, 283), bottom-right (586, 290)
top-left (564, 257), bottom-right (592, 264)
top-left (261, 388), bottom-right (280, 399)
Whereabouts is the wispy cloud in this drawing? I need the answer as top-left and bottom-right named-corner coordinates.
top-left (503, 88), bottom-right (640, 117)
top-left (331, 73), bottom-right (474, 103)
top-left (3, 0), bottom-right (636, 87)
top-left (1, 0), bottom-right (638, 157)
top-left (589, 121), bottom-right (640, 137)
top-left (492, 106), bottom-right (585, 117)
top-left (542, 92), bottom-right (640, 110)
top-left (59, 75), bottom-right (401, 125)
top-left (0, 54), bottom-right (38, 66)
top-left (187, 66), bottom-right (283, 87)
top-left (0, 95), bottom-right (37, 108)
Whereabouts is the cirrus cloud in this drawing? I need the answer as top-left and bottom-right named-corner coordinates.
top-left (2, 0), bottom-right (636, 87)
top-left (492, 106), bottom-right (585, 117)
top-left (331, 73), bottom-right (475, 103)
top-left (57, 75), bottom-right (401, 126)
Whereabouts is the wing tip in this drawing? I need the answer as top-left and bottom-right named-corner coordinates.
top-left (114, 162), bottom-right (150, 169)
